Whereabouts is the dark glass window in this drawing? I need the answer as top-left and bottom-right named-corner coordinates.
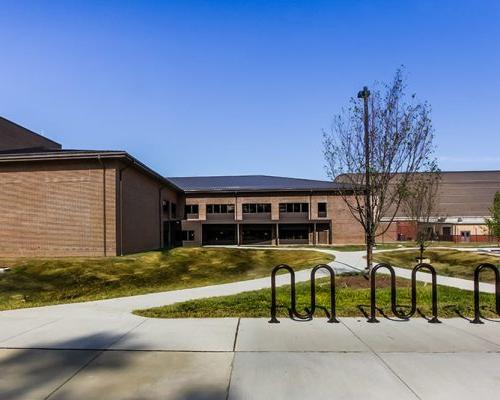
top-left (318, 202), bottom-right (327, 217)
top-left (185, 204), bottom-right (199, 214)
top-left (171, 203), bottom-right (177, 218)
top-left (280, 203), bottom-right (309, 213)
top-left (243, 203), bottom-right (270, 213)
top-left (182, 230), bottom-right (195, 241)
top-left (162, 200), bottom-right (170, 215)
top-left (207, 204), bottom-right (235, 214)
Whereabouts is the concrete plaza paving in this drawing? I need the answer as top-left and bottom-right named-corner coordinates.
top-left (1, 316), bottom-right (499, 399)
top-left (1, 246), bottom-right (498, 398)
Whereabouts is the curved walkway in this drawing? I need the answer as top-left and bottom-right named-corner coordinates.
top-left (1, 246), bottom-right (495, 319)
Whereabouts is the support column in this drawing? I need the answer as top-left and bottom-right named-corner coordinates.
top-left (276, 223), bottom-right (279, 246)
top-left (236, 223), bottom-right (240, 246)
top-left (313, 223), bottom-right (317, 245)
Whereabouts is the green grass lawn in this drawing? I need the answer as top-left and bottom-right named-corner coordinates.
top-left (373, 249), bottom-right (500, 282)
top-left (0, 247), bottom-right (332, 310)
top-left (134, 273), bottom-right (498, 319)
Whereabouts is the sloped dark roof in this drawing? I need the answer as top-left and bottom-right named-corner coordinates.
top-left (0, 116), bottom-right (61, 152)
top-left (168, 175), bottom-right (350, 193)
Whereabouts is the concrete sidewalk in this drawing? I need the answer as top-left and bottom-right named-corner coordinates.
top-left (1, 317), bottom-right (499, 399)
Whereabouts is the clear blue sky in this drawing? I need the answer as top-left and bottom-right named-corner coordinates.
top-left (1, 1), bottom-right (499, 179)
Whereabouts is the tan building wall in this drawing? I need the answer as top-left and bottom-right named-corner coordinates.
top-left (0, 160), bottom-right (116, 257)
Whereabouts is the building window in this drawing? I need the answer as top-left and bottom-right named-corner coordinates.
top-left (171, 203), bottom-right (177, 218)
top-left (162, 200), bottom-right (170, 216)
top-left (185, 204), bottom-right (199, 215)
top-left (207, 204), bottom-right (235, 214)
top-left (279, 203), bottom-right (309, 213)
top-left (182, 230), bottom-right (195, 241)
top-left (318, 202), bottom-right (327, 217)
top-left (243, 203), bottom-right (271, 213)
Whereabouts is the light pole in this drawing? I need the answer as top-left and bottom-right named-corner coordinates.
top-left (357, 86), bottom-right (372, 272)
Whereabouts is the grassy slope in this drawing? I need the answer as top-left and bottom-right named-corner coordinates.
top-left (135, 274), bottom-right (497, 319)
top-left (0, 247), bottom-right (332, 310)
top-left (373, 249), bottom-right (500, 282)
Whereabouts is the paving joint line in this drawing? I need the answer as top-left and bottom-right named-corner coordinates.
top-left (232, 318), bottom-right (241, 352)
top-left (44, 317), bottom-right (148, 399)
top-left (441, 320), bottom-right (500, 349)
top-left (225, 318), bottom-right (240, 400)
top-left (340, 320), bottom-right (422, 400)
top-left (0, 317), bottom-right (62, 344)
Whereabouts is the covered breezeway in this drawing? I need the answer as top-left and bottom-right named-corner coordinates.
top-left (202, 224), bottom-right (237, 245)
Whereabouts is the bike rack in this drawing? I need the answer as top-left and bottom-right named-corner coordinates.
top-left (269, 264), bottom-right (309, 323)
top-left (269, 263), bottom-right (337, 323)
top-left (470, 263), bottom-right (500, 324)
top-left (308, 264), bottom-right (339, 323)
top-left (367, 263), bottom-right (408, 323)
top-left (367, 263), bottom-right (441, 323)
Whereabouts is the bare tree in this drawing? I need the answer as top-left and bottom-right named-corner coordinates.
top-left (323, 68), bottom-right (437, 271)
top-left (400, 170), bottom-right (441, 262)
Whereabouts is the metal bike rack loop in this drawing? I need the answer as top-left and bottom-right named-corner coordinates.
top-left (471, 263), bottom-right (500, 324)
top-left (308, 264), bottom-right (339, 323)
top-left (407, 263), bottom-right (441, 323)
top-left (367, 263), bottom-right (409, 323)
top-left (269, 264), bottom-right (309, 323)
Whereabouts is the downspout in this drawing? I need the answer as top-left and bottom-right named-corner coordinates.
top-left (159, 186), bottom-right (165, 249)
top-left (97, 155), bottom-right (107, 256)
top-left (117, 165), bottom-right (131, 256)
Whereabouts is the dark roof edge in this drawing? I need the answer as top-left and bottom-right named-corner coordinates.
top-left (183, 187), bottom-right (355, 194)
top-left (0, 116), bottom-right (62, 148)
top-left (0, 150), bottom-right (183, 192)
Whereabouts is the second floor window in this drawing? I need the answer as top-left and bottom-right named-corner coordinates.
top-left (318, 202), bottom-right (327, 217)
top-left (162, 200), bottom-right (170, 216)
top-left (279, 203), bottom-right (309, 213)
top-left (185, 204), bottom-right (199, 215)
top-left (171, 203), bottom-right (177, 218)
top-left (207, 204), bottom-right (235, 214)
top-left (243, 203), bottom-right (271, 213)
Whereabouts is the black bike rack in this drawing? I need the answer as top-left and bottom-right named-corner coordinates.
top-left (470, 263), bottom-right (500, 324)
top-left (269, 261), bottom-right (496, 324)
top-left (367, 263), bottom-right (407, 323)
top-left (269, 264), bottom-right (309, 323)
top-left (308, 264), bottom-right (339, 323)
top-left (269, 263), bottom-right (337, 323)
top-left (367, 263), bottom-right (441, 323)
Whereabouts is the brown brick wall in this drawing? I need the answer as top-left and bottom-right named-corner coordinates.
top-left (119, 166), bottom-right (161, 255)
top-left (0, 161), bottom-right (116, 257)
top-left (329, 195), bottom-right (365, 244)
top-left (117, 165), bottom-right (182, 255)
top-left (0, 117), bottom-right (61, 151)
top-left (183, 192), bottom-right (366, 245)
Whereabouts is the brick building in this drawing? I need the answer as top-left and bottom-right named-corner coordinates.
top-left (169, 175), bottom-right (364, 246)
top-left (0, 118), bottom-right (183, 257)
top-left (2, 117), bottom-right (497, 256)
